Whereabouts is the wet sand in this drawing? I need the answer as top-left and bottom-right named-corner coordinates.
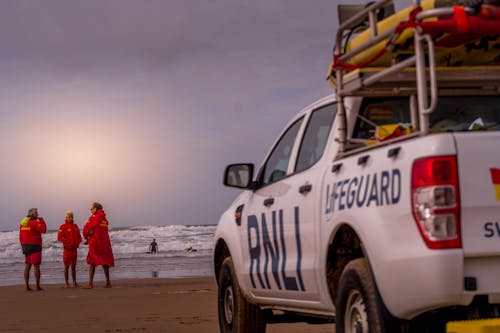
top-left (0, 277), bottom-right (334, 332)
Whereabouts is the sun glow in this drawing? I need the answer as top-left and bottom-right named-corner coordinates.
top-left (0, 101), bottom-right (180, 229)
top-left (8, 110), bottom-right (167, 200)
top-left (43, 134), bottom-right (117, 183)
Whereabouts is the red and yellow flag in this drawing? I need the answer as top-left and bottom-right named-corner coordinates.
top-left (490, 168), bottom-right (500, 201)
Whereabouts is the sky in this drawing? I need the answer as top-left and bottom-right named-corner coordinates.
top-left (0, 0), bottom-right (412, 231)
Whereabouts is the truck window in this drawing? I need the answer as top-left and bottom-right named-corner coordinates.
top-left (429, 96), bottom-right (500, 132)
top-left (260, 117), bottom-right (304, 186)
top-left (352, 96), bottom-right (500, 143)
top-left (295, 103), bottom-right (336, 173)
top-left (353, 97), bottom-right (411, 140)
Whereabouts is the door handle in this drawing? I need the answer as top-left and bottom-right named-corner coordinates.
top-left (387, 146), bottom-right (401, 159)
top-left (263, 198), bottom-right (274, 207)
top-left (299, 184), bottom-right (312, 194)
top-left (332, 163), bottom-right (342, 173)
top-left (357, 155), bottom-right (370, 166)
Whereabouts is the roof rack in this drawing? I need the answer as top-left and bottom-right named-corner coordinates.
top-left (331, 0), bottom-right (500, 156)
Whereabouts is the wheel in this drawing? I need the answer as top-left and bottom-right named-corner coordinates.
top-left (218, 257), bottom-right (266, 333)
top-left (336, 258), bottom-right (400, 333)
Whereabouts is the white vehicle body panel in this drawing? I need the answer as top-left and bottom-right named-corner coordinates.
top-left (456, 133), bottom-right (500, 257)
top-left (322, 133), bottom-right (468, 318)
top-left (213, 92), bottom-right (500, 320)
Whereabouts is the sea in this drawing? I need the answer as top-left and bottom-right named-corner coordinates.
top-left (0, 225), bottom-right (216, 287)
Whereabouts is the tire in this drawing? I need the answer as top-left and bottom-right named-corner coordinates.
top-left (218, 257), bottom-right (266, 333)
top-left (336, 258), bottom-right (400, 333)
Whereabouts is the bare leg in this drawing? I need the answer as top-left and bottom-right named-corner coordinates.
top-left (71, 265), bottom-right (78, 287)
top-left (64, 265), bottom-right (70, 287)
top-left (103, 265), bottom-right (111, 288)
top-left (24, 263), bottom-right (32, 291)
top-left (34, 264), bottom-right (43, 290)
top-left (86, 264), bottom-right (95, 288)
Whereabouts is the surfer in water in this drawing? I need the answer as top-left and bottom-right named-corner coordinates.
top-left (185, 246), bottom-right (197, 253)
top-left (149, 238), bottom-right (158, 253)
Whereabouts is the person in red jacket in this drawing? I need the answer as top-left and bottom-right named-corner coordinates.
top-left (57, 210), bottom-right (82, 288)
top-left (19, 208), bottom-right (47, 291)
top-left (83, 202), bottom-right (115, 288)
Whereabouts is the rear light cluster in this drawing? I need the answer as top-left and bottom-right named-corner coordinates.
top-left (411, 156), bottom-right (461, 249)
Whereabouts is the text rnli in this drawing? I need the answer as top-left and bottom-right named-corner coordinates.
top-left (325, 168), bottom-right (401, 214)
top-left (247, 207), bottom-right (305, 292)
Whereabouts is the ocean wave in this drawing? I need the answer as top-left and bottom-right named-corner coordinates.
top-left (1, 224), bottom-right (216, 264)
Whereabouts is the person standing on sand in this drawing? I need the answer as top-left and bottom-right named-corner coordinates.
top-left (19, 208), bottom-right (47, 291)
top-left (83, 202), bottom-right (115, 288)
top-left (57, 210), bottom-right (82, 288)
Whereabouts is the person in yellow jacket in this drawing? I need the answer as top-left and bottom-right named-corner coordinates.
top-left (19, 208), bottom-right (47, 291)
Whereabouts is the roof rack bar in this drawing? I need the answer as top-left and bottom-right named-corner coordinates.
top-left (414, 30), bottom-right (438, 135)
top-left (359, 55), bottom-right (417, 88)
top-left (368, 10), bottom-right (379, 37)
top-left (337, 56), bottom-right (418, 96)
top-left (420, 34), bottom-right (437, 116)
top-left (338, 28), bottom-right (394, 63)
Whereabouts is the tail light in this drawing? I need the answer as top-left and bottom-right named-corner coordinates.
top-left (411, 156), bottom-right (461, 249)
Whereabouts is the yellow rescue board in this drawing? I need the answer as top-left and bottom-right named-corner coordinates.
top-left (329, 0), bottom-right (500, 87)
top-left (347, 0), bottom-right (437, 67)
top-left (446, 318), bottom-right (500, 333)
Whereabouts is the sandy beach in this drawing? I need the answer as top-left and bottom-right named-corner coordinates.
top-left (0, 277), bottom-right (334, 333)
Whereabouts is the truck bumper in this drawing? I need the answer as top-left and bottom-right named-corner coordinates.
top-left (375, 249), bottom-right (471, 319)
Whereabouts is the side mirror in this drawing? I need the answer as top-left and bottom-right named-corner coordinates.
top-left (223, 163), bottom-right (254, 189)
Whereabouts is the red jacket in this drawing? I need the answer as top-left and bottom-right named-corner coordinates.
top-left (83, 209), bottom-right (114, 267)
top-left (58, 220), bottom-right (82, 249)
top-left (19, 218), bottom-right (47, 245)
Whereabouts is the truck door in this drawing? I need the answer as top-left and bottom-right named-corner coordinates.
top-left (241, 102), bottom-right (336, 303)
top-left (277, 103), bottom-right (337, 300)
top-left (240, 115), bottom-right (304, 299)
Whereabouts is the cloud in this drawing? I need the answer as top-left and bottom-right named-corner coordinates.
top-left (0, 0), bottom-right (345, 230)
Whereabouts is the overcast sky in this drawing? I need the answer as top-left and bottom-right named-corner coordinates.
top-left (0, 1), bottom-right (412, 230)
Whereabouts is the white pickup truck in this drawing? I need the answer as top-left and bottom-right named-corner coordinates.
top-left (212, 1), bottom-right (500, 332)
